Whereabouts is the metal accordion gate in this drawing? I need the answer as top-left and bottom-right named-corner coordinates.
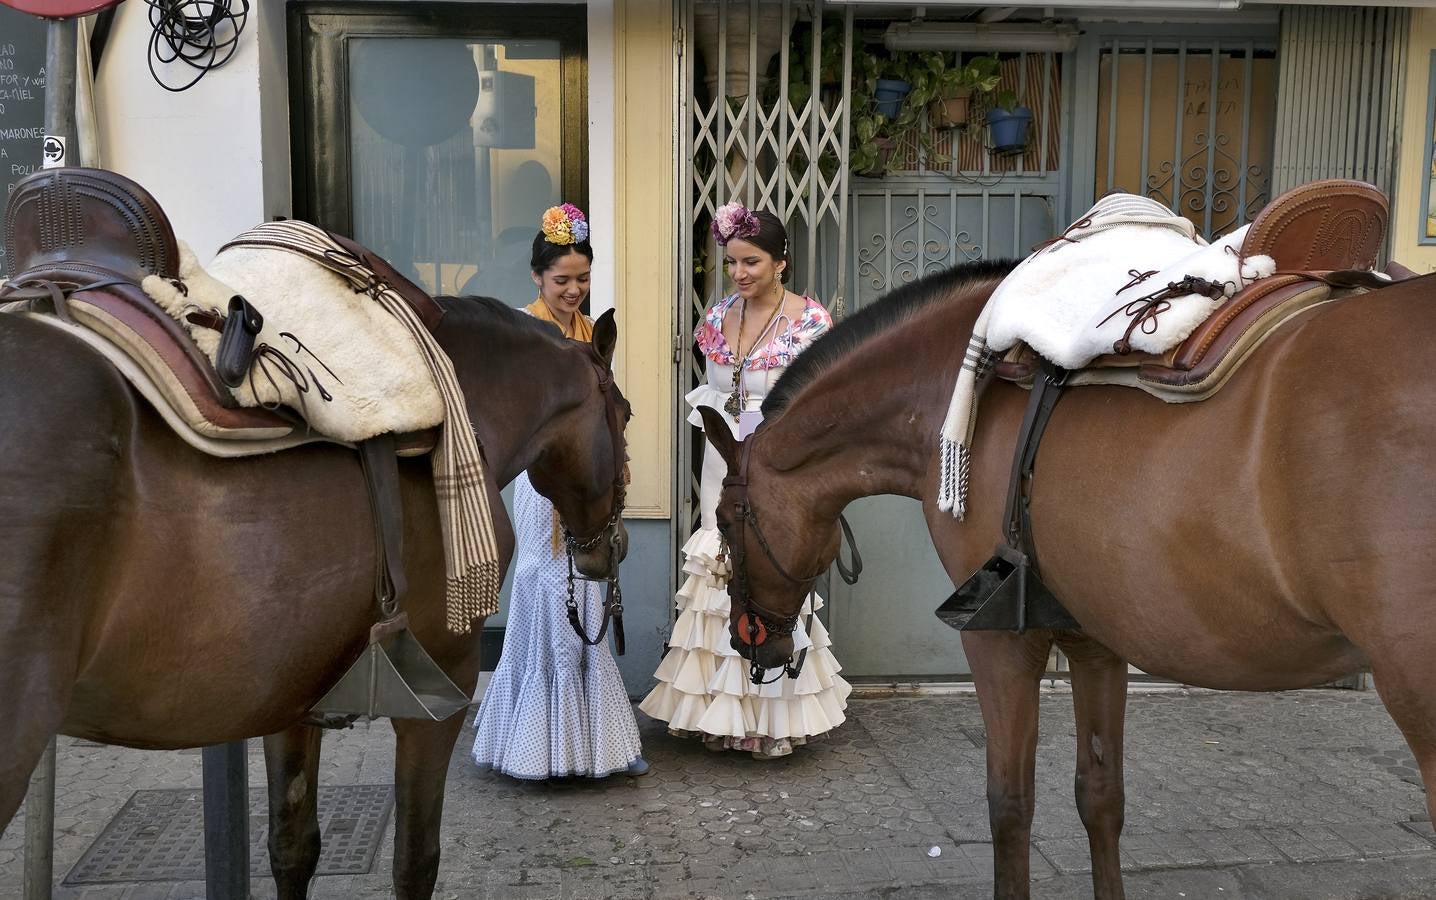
top-left (673, 0), bottom-right (855, 543)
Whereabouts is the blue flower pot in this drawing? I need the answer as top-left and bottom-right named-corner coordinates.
top-left (874, 78), bottom-right (912, 119)
top-left (987, 105), bottom-right (1034, 154)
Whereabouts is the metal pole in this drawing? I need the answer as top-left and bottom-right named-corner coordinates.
top-left (201, 741), bottom-right (250, 899)
top-left (43, 17), bottom-right (79, 167)
top-left (22, 19), bottom-right (78, 900)
top-left (22, 737), bottom-right (57, 900)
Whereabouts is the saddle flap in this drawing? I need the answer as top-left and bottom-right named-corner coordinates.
top-left (3, 167), bottom-right (180, 286)
top-left (1240, 179), bottom-right (1387, 272)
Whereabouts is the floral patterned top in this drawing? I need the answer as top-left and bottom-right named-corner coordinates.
top-left (694, 293), bottom-right (833, 370)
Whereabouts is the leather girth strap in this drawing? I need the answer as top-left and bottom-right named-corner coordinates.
top-left (358, 433), bottom-right (408, 621)
top-left (1004, 361), bottom-right (1067, 561)
top-left (998, 360), bottom-right (1071, 633)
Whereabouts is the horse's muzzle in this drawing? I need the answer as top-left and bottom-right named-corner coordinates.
top-left (572, 521), bottom-right (628, 578)
top-left (731, 628), bottom-right (794, 670)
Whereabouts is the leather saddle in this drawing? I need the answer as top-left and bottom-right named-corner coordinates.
top-left (995, 178), bottom-right (1402, 399)
top-left (3, 167), bottom-right (299, 441)
top-left (2, 167), bottom-right (441, 450)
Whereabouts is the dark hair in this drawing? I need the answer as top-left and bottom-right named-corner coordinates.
top-left (729, 209), bottom-right (792, 284)
top-left (530, 233), bottom-right (594, 274)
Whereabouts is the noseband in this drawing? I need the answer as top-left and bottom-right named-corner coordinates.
top-left (561, 343), bottom-right (628, 654)
top-left (721, 432), bottom-right (862, 684)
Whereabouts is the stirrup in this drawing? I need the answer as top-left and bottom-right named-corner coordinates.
top-left (937, 359), bottom-right (1081, 635)
top-left (937, 544), bottom-right (1080, 632)
top-left (309, 613), bottom-right (471, 721)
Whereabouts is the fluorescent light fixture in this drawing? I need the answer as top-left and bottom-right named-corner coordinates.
top-left (884, 23), bottom-right (1081, 53)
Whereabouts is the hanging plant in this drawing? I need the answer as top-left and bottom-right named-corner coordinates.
top-left (928, 55), bottom-right (1001, 131)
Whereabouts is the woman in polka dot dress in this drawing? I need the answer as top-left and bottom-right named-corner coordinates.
top-left (471, 206), bottom-right (648, 780)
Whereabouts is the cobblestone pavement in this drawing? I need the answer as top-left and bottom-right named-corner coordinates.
top-left (3, 688), bottom-right (1434, 899)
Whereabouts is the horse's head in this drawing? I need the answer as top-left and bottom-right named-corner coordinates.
top-left (436, 298), bottom-right (630, 580)
top-left (698, 405), bottom-right (843, 673)
top-left (527, 309), bottom-right (631, 578)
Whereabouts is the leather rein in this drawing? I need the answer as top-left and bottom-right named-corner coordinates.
top-left (561, 342), bottom-right (629, 655)
top-left (721, 430), bottom-right (862, 685)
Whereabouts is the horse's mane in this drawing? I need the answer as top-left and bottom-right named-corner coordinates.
top-left (436, 294), bottom-right (569, 344)
top-left (762, 258), bottom-right (1019, 416)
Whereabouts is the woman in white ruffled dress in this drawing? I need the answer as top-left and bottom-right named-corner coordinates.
top-left (472, 205), bottom-right (648, 779)
top-left (639, 203), bottom-right (851, 760)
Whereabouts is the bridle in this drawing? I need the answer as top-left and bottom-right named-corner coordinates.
top-left (721, 429), bottom-right (862, 685)
top-left (561, 342), bottom-right (629, 655)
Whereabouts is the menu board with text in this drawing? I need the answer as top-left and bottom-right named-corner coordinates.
top-left (0, 5), bottom-right (47, 278)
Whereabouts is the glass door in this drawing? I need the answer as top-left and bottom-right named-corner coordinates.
top-left (291, 3), bottom-right (587, 304)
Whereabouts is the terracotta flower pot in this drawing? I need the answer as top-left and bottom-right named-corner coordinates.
top-left (929, 88), bottom-right (973, 130)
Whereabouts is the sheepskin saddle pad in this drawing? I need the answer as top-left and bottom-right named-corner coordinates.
top-left (983, 193), bottom-right (1276, 371)
top-left (143, 239), bottom-right (444, 443)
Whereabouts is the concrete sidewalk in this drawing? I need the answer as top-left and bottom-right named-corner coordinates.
top-left (3, 688), bottom-right (1434, 899)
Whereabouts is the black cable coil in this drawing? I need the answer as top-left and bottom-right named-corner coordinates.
top-left (144, 0), bottom-right (250, 93)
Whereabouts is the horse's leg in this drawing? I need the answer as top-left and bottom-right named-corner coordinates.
top-left (264, 725), bottom-right (325, 900)
top-left (1368, 655), bottom-right (1436, 825)
top-left (1063, 636), bottom-right (1128, 900)
top-left (390, 715), bottom-right (467, 900)
top-left (0, 567), bottom-right (82, 831)
top-left (0, 712), bottom-right (62, 832)
top-left (964, 630), bottom-right (1052, 900)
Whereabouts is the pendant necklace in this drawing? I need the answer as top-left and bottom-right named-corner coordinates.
top-left (726, 280), bottom-right (784, 418)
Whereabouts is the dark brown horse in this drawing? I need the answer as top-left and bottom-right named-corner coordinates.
top-left (700, 260), bottom-right (1436, 899)
top-left (0, 295), bottom-right (628, 898)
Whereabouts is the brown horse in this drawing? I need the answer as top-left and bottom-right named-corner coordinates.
top-left (700, 259), bottom-right (1436, 899)
top-left (0, 295), bottom-right (628, 899)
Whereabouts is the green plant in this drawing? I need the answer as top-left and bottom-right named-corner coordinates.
top-left (848, 108), bottom-right (892, 175)
top-left (776, 33), bottom-right (1006, 176)
top-left (934, 54), bottom-right (1001, 99)
top-left (846, 52), bottom-right (930, 174)
top-left (779, 19), bottom-right (858, 111)
top-left (990, 88), bottom-right (1025, 113)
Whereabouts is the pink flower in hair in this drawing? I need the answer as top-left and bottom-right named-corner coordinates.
top-left (711, 201), bottom-right (761, 245)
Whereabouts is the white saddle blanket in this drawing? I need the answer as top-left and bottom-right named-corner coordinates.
top-left (936, 194), bottom-right (1275, 521)
top-left (986, 194), bottom-right (1275, 369)
top-left (143, 241), bottom-right (444, 442)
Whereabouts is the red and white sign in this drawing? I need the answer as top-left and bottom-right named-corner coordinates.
top-left (0, 0), bottom-right (122, 19)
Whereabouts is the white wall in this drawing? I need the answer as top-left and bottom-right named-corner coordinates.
top-left (587, 0), bottom-right (615, 316)
top-left (94, 0), bottom-right (290, 261)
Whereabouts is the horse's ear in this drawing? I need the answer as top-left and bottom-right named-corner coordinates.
top-left (697, 406), bottom-right (739, 470)
top-left (593, 309), bottom-right (618, 369)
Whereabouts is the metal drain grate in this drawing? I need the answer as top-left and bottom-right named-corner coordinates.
top-left (64, 784), bottom-right (393, 884)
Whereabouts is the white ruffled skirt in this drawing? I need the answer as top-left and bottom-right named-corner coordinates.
top-left (638, 525), bottom-right (851, 751)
